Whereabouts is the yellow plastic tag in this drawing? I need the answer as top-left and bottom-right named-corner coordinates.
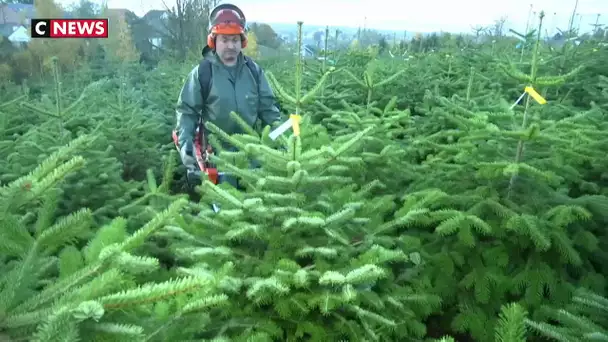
top-left (524, 86), bottom-right (547, 105)
top-left (290, 114), bottom-right (301, 136)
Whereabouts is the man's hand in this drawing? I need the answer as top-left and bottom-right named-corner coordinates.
top-left (180, 145), bottom-right (197, 169)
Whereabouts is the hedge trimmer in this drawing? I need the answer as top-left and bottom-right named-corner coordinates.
top-left (171, 119), bottom-right (220, 188)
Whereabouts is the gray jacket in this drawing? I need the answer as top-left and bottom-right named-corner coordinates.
top-left (175, 50), bottom-right (281, 152)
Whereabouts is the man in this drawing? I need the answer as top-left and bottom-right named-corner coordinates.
top-left (174, 3), bottom-right (282, 173)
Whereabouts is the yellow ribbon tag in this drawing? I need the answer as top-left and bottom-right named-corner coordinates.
top-left (290, 114), bottom-right (301, 136)
top-left (524, 86), bottom-right (547, 105)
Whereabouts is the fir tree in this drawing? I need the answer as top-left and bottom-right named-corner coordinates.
top-left (5, 58), bottom-right (143, 224)
top-left (159, 30), bottom-right (442, 338)
top-left (380, 12), bottom-right (608, 341)
top-left (527, 287), bottom-right (608, 341)
top-left (164, 119), bottom-right (441, 340)
top-left (0, 134), bottom-right (231, 341)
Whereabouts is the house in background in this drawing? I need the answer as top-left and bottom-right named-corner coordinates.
top-left (299, 44), bottom-right (317, 58)
top-left (0, 3), bottom-right (69, 46)
top-left (0, 3), bottom-right (35, 25)
top-left (142, 10), bottom-right (169, 48)
top-left (0, 24), bottom-right (29, 46)
top-left (104, 7), bottom-right (157, 59)
top-left (0, 3), bottom-right (33, 46)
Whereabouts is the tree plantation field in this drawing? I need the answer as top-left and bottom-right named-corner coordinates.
top-left (1, 3), bottom-right (608, 341)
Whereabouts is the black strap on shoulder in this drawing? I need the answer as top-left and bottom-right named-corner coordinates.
top-left (198, 59), bottom-right (213, 106)
top-left (198, 55), bottom-right (260, 102)
top-left (197, 55), bottom-right (280, 113)
top-left (243, 55), bottom-right (261, 88)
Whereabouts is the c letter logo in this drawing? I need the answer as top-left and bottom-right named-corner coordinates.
top-left (30, 19), bottom-right (51, 38)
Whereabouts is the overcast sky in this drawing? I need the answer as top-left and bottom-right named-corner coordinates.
top-left (55, 0), bottom-right (607, 33)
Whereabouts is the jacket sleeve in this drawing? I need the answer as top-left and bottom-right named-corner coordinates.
top-left (257, 68), bottom-right (282, 128)
top-left (175, 65), bottom-right (203, 153)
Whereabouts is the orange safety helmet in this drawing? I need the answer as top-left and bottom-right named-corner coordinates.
top-left (207, 3), bottom-right (248, 49)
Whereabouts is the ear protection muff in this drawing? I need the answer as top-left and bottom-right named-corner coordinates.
top-left (207, 3), bottom-right (248, 50)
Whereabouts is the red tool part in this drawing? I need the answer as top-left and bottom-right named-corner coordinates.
top-left (172, 124), bottom-right (218, 184)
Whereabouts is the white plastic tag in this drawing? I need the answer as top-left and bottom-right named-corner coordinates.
top-left (269, 117), bottom-right (294, 140)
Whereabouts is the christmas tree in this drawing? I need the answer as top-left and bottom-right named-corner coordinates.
top-left (0, 134), bottom-right (232, 341)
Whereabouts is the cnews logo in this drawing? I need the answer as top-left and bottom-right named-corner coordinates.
top-left (31, 18), bottom-right (108, 38)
